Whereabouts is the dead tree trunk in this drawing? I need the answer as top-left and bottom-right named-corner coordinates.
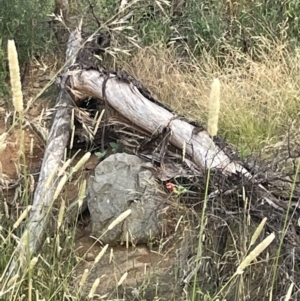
top-left (69, 70), bottom-right (282, 210)
top-left (70, 70), bottom-right (243, 174)
top-left (7, 25), bottom-right (82, 275)
top-left (5, 25), bottom-right (283, 277)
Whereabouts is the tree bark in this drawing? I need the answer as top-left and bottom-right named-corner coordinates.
top-left (7, 26), bottom-right (82, 275)
top-left (70, 70), bottom-right (283, 211)
top-left (70, 70), bottom-right (247, 175)
top-left (5, 24), bottom-right (283, 278)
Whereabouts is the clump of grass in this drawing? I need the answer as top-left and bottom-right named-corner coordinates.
top-left (119, 39), bottom-right (300, 300)
top-left (0, 175), bottom-right (134, 300)
top-left (123, 40), bottom-right (300, 155)
top-left (190, 77), bottom-right (221, 301)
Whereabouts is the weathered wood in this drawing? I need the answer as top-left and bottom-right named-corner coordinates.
top-left (5, 25), bottom-right (282, 277)
top-left (7, 25), bottom-right (82, 274)
top-left (70, 70), bottom-right (283, 211)
top-left (70, 69), bottom-right (285, 286)
top-left (71, 71), bottom-right (245, 174)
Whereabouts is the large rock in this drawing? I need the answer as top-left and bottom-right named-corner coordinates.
top-left (87, 153), bottom-right (167, 246)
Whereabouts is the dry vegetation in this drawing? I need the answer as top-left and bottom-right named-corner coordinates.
top-left (124, 42), bottom-right (300, 156)
top-left (1, 29), bottom-right (300, 301)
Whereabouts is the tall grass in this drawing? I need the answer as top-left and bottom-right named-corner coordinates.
top-left (191, 77), bottom-right (221, 301)
top-left (1, 29), bottom-right (300, 300)
top-left (121, 39), bottom-right (300, 300)
top-left (123, 40), bottom-right (300, 156)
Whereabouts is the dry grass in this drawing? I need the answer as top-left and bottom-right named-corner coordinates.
top-left (123, 41), bottom-right (300, 156)
top-left (119, 43), bottom-right (300, 300)
top-left (1, 36), bottom-right (300, 300)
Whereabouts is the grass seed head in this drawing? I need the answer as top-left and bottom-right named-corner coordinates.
top-left (236, 232), bottom-right (275, 274)
top-left (88, 277), bottom-right (100, 298)
top-left (107, 209), bottom-right (132, 230)
top-left (7, 40), bottom-right (23, 113)
top-left (250, 217), bottom-right (267, 247)
top-left (94, 244), bottom-right (109, 263)
top-left (207, 78), bottom-right (221, 137)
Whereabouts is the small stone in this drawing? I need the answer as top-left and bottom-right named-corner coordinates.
top-left (85, 252), bottom-right (95, 261)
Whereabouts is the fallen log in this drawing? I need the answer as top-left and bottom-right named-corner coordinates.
top-left (6, 25), bottom-right (82, 275)
top-left (68, 67), bottom-right (287, 286)
top-left (5, 25), bottom-right (283, 277)
top-left (72, 70), bottom-right (236, 172)
top-left (69, 69), bottom-right (283, 210)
